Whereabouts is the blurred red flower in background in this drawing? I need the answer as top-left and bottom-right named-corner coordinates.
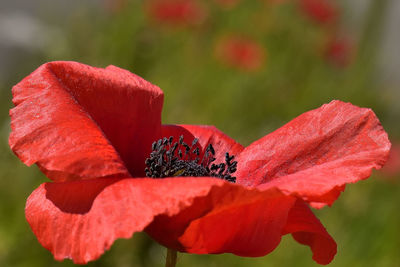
top-left (10, 62), bottom-right (390, 264)
top-left (298, 0), bottom-right (338, 25)
top-left (146, 0), bottom-right (207, 26)
top-left (380, 143), bottom-right (400, 178)
top-left (324, 35), bottom-right (354, 67)
top-left (216, 35), bottom-right (265, 71)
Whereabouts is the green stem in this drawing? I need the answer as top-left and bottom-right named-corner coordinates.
top-left (165, 248), bottom-right (177, 267)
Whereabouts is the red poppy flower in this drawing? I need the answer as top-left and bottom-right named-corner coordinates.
top-left (10, 61), bottom-right (390, 265)
top-left (298, 0), bottom-right (338, 25)
top-left (215, 35), bottom-right (265, 71)
top-left (146, 0), bottom-right (207, 26)
top-left (324, 35), bottom-right (354, 67)
top-left (380, 143), bottom-right (400, 178)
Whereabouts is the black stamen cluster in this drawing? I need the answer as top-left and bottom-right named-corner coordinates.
top-left (145, 136), bottom-right (237, 183)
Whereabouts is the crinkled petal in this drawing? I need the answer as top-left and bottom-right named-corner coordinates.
top-left (26, 177), bottom-right (222, 264)
top-left (10, 61), bottom-right (163, 181)
top-left (162, 124), bottom-right (244, 162)
top-left (282, 200), bottom-right (337, 265)
top-left (146, 186), bottom-right (296, 257)
top-left (25, 177), bottom-right (338, 264)
top-left (236, 100), bottom-right (390, 207)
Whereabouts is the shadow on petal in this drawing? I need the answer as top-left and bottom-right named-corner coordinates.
top-left (147, 185), bottom-right (297, 257)
top-left (45, 177), bottom-right (121, 214)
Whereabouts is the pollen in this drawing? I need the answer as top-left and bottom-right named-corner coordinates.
top-left (145, 136), bottom-right (237, 182)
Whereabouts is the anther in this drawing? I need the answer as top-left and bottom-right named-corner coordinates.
top-left (144, 135), bottom-right (237, 183)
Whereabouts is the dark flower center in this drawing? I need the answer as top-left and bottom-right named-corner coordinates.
top-left (145, 136), bottom-right (237, 183)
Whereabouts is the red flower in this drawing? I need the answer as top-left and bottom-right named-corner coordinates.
top-left (146, 0), bottom-right (207, 26)
top-left (324, 36), bottom-right (354, 67)
top-left (298, 0), bottom-right (338, 25)
top-left (10, 62), bottom-right (390, 264)
top-left (380, 143), bottom-right (400, 178)
top-left (215, 35), bottom-right (265, 71)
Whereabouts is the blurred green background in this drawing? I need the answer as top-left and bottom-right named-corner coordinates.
top-left (0, 0), bottom-right (399, 266)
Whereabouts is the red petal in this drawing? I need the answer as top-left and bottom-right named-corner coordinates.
top-left (236, 100), bottom-right (390, 207)
top-left (146, 186), bottom-right (296, 257)
top-left (26, 177), bottom-right (313, 264)
top-left (26, 177), bottom-right (221, 263)
top-left (10, 61), bottom-right (163, 181)
top-left (162, 124), bottom-right (244, 162)
top-left (282, 200), bottom-right (337, 265)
